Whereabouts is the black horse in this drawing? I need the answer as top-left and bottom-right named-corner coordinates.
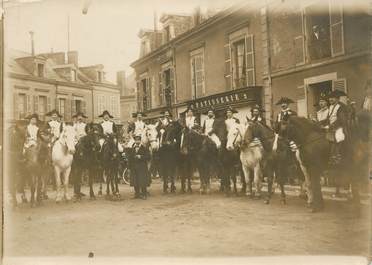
top-left (181, 127), bottom-right (219, 194)
top-left (158, 120), bottom-right (183, 193)
top-left (72, 126), bottom-right (101, 200)
top-left (100, 134), bottom-right (121, 199)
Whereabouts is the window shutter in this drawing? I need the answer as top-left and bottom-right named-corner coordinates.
top-left (33, 95), bottom-right (39, 114)
top-left (332, 78), bottom-right (347, 93)
top-left (330, 0), bottom-right (344, 56)
top-left (26, 95), bottom-right (32, 116)
top-left (71, 99), bottom-right (76, 118)
top-left (147, 77), bottom-right (152, 110)
top-left (169, 67), bottom-right (175, 103)
top-left (82, 100), bottom-right (86, 115)
top-left (137, 81), bottom-right (143, 111)
top-left (294, 12), bottom-right (305, 65)
top-left (224, 41), bottom-right (232, 90)
top-left (13, 93), bottom-right (19, 120)
top-left (158, 71), bottom-right (163, 106)
top-left (65, 98), bottom-right (71, 121)
top-left (245, 34), bottom-right (255, 86)
top-left (55, 98), bottom-right (59, 114)
top-left (47, 96), bottom-right (51, 112)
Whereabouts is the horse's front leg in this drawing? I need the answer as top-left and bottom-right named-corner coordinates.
top-left (30, 174), bottom-right (36, 207)
top-left (54, 167), bottom-right (62, 203)
top-left (88, 167), bottom-right (96, 200)
top-left (242, 165), bottom-right (252, 197)
top-left (63, 166), bottom-right (72, 201)
top-left (253, 164), bottom-right (262, 199)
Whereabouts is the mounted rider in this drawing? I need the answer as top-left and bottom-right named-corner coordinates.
top-left (314, 94), bottom-right (329, 129)
top-left (325, 90), bottom-right (349, 166)
top-left (98, 110), bottom-right (117, 137)
top-left (225, 106), bottom-right (240, 131)
top-left (73, 112), bottom-right (88, 143)
top-left (23, 113), bottom-right (40, 154)
top-left (182, 105), bottom-right (198, 130)
top-left (127, 111), bottom-right (147, 147)
top-left (46, 109), bottom-right (63, 144)
top-left (159, 109), bottom-right (173, 129)
top-left (202, 107), bottom-right (221, 148)
top-left (249, 104), bottom-right (265, 124)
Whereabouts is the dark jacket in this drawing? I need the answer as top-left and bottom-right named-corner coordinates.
top-left (128, 144), bottom-right (150, 188)
top-left (274, 109), bottom-right (297, 134)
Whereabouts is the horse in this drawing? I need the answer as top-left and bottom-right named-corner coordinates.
top-left (72, 127), bottom-right (101, 200)
top-left (158, 120), bottom-right (183, 193)
top-left (181, 126), bottom-right (218, 194)
top-left (6, 123), bottom-right (27, 206)
top-left (51, 124), bottom-right (76, 203)
top-left (38, 122), bottom-right (54, 200)
top-left (100, 134), bottom-right (122, 199)
top-left (278, 116), bottom-right (331, 211)
top-left (226, 122), bottom-right (265, 198)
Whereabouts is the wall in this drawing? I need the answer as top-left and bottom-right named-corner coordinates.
top-left (93, 85), bottom-right (121, 123)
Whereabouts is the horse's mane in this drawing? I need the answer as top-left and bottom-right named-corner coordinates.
top-left (289, 116), bottom-right (323, 133)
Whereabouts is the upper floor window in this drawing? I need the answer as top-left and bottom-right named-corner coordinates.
top-left (37, 63), bottom-right (44, 77)
top-left (38, 95), bottom-right (47, 120)
top-left (18, 93), bottom-right (27, 119)
top-left (228, 29), bottom-right (255, 89)
top-left (305, 1), bottom-right (344, 61)
top-left (71, 69), bottom-right (77, 82)
top-left (158, 66), bottom-right (174, 107)
top-left (58, 98), bottom-right (66, 117)
top-left (190, 48), bottom-right (205, 99)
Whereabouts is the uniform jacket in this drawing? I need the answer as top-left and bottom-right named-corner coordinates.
top-left (202, 117), bottom-right (216, 135)
top-left (127, 120), bottom-right (146, 135)
top-left (128, 144), bottom-right (150, 188)
top-left (274, 109), bottom-right (297, 134)
top-left (99, 120), bottom-right (117, 136)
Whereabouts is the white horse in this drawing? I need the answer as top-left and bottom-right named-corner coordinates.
top-left (52, 124), bottom-right (76, 202)
top-left (226, 122), bottom-right (264, 198)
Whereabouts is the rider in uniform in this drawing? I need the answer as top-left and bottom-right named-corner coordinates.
top-left (314, 95), bottom-right (329, 129)
top-left (202, 107), bottom-right (221, 149)
top-left (273, 97), bottom-right (297, 134)
top-left (249, 104), bottom-right (265, 124)
top-left (73, 112), bottom-right (88, 143)
top-left (159, 109), bottom-right (172, 129)
top-left (46, 109), bottom-right (63, 143)
top-left (98, 110), bottom-right (117, 136)
top-left (183, 106), bottom-right (198, 130)
top-left (23, 113), bottom-right (40, 154)
top-left (225, 106), bottom-right (240, 132)
top-left (127, 112), bottom-right (147, 147)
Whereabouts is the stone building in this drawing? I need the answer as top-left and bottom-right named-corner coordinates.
top-left (118, 71), bottom-right (137, 124)
top-left (131, 0), bottom-right (371, 125)
top-left (5, 49), bottom-right (121, 124)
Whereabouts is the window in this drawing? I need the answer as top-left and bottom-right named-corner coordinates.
top-left (18, 94), bottom-right (27, 119)
top-left (233, 39), bottom-right (246, 88)
top-left (158, 67), bottom-right (174, 106)
top-left (164, 26), bottom-right (170, 42)
top-left (75, 99), bottom-right (82, 113)
top-left (58, 98), bottom-right (66, 117)
top-left (37, 63), bottom-right (44, 77)
top-left (38, 95), bottom-right (47, 119)
top-left (71, 69), bottom-right (77, 82)
top-left (98, 95), bottom-right (105, 114)
top-left (141, 78), bottom-right (150, 111)
top-left (190, 48), bottom-right (205, 99)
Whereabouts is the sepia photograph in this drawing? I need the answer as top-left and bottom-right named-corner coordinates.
top-left (1, 0), bottom-right (372, 264)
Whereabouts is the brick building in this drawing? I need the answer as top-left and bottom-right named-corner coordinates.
top-left (5, 49), bottom-right (121, 124)
top-left (131, 0), bottom-right (371, 125)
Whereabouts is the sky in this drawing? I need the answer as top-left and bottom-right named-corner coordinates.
top-left (4, 0), bottom-right (235, 82)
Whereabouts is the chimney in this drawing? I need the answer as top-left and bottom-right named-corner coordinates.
top-left (117, 71), bottom-right (126, 96)
top-left (29, 31), bottom-right (35, 56)
top-left (67, 51), bottom-right (78, 66)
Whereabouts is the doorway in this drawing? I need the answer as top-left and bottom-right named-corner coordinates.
top-left (307, 80), bottom-right (332, 118)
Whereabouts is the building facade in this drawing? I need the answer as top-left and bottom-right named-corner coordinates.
top-left (5, 50), bottom-right (121, 125)
top-left (131, 0), bottom-right (371, 126)
top-left (118, 71), bottom-right (137, 124)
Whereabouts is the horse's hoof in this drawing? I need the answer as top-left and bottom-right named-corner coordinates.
top-left (264, 199), bottom-right (270, 204)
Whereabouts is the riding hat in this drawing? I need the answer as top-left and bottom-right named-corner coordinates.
top-left (313, 93), bottom-right (329, 107)
top-left (225, 106), bottom-right (238, 114)
top-left (276, 97), bottom-right (295, 105)
top-left (132, 111), bottom-right (147, 118)
top-left (203, 106), bottom-right (215, 115)
top-left (26, 113), bottom-right (39, 121)
top-left (46, 109), bottom-right (62, 118)
top-left (250, 104), bottom-right (265, 113)
top-left (327, 90), bottom-right (347, 99)
top-left (160, 109), bottom-right (172, 116)
top-left (99, 110), bottom-right (113, 118)
top-left (73, 112), bottom-right (88, 118)
top-left (133, 133), bottom-right (142, 140)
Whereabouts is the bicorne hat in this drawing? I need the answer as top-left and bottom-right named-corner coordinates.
top-left (26, 113), bottom-right (39, 121)
top-left (46, 109), bottom-right (62, 118)
top-left (72, 112), bottom-right (88, 118)
top-left (132, 111), bottom-right (147, 118)
top-left (203, 106), bottom-right (215, 115)
top-left (327, 90), bottom-right (347, 99)
top-left (225, 106), bottom-right (238, 114)
top-left (276, 97), bottom-right (295, 105)
top-left (98, 110), bottom-right (113, 118)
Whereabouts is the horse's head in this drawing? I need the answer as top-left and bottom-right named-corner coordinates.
top-left (60, 125), bottom-right (76, 154)
top-left (145, 124), bottom-right (160, 151)
top-left (226, 123), bottom-right (245, 151)
top-left (164, 120), bottom-right (182, 147)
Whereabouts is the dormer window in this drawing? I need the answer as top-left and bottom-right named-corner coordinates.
top-left (37, 63), bottom-right (44, 77)
top-left (71, 69), bottom-right (77, 82)
top-left (98, 71), bottom-right (103, 82)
